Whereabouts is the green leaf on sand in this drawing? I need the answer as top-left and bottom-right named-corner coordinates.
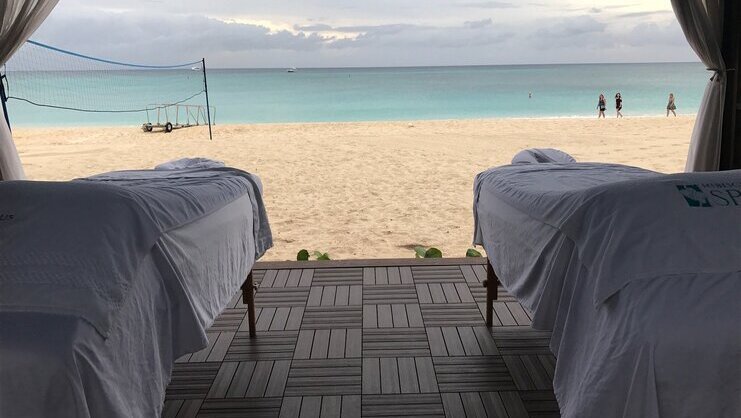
top-left (414, 246), bottom-right (427, 258)
top-left (297, 249), bottom-right (310, 261)
top-left (425, 247), bottom-right (443, 258)
top-left (466, 248), bottom-right (482, 257)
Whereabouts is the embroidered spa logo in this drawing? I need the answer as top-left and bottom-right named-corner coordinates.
top-left (676, 182), bottom-right (741, 207)
top-left (676, 185), bottom-right (711, 207)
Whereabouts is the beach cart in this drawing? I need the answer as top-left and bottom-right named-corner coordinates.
top-left (142, 103), bottom-right (215, 133)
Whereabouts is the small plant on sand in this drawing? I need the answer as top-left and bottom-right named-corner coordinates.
top-left (414, 246), bottom-right (443, 258)
top-left (466, 248), bottom-right (482, 257)
top-left (297, 249), bottom-right (331, 261)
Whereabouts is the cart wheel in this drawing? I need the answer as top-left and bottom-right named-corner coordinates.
top-left (142, 123), bottom-right (153, 132)
top-left (164, 122), bottom-right (173, 133)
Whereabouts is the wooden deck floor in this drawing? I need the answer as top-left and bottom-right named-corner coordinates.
top-left (162, 259), bottom-right (560, 417)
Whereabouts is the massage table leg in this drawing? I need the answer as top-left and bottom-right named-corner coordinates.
top-left (483, 260), bottom-right (499, 327)
top-left (241, 271), bottom-right (257, 338)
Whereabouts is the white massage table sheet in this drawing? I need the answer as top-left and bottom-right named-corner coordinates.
top-left (473, 163), bottom-right (741, 417)
top-left (0, 167), bottom-right (272, 417)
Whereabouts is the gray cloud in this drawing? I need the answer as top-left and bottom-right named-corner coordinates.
top-left (327, 21), bottom-right (513, 49)
top-left (617, 10), bottom-right (674, 19)
top-left (22, 1), bottom-right (697, 68)
top-left (32, 12), bottom-right (328, 65)
top-left (533, 15), bottom-right (606, 41)
top-left (623, 20), bottom-right (687, 47)
top-left (464, 18), bottom-right (493, 29)
top-left (459, 1), bottom-right (516, 9)
top-left (293, 23), bottom-right (334, 32)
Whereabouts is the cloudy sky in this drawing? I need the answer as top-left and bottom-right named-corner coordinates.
top-left (32, 0), bottom-right (697, 68)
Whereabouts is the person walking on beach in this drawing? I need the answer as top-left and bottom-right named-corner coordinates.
top-left (615, 93), bottom-right (623, 118)
top-left (666, 93), bottom-right (677, 117)
top-left (597, 94), bottom-right (606, 118)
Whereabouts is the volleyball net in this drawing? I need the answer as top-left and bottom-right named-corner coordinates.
top-left (1, 40), bottom-right (212, 138)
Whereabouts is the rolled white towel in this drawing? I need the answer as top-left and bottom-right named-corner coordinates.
top-left (155, 157), bottom-right (225, 170)
top-left (511, 148), bottom-right (576, 164)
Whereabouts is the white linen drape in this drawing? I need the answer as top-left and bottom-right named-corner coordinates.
top-left (0, 0), bottom-right (58, 180)
top-left (671, 0), bottom-right (726, 172)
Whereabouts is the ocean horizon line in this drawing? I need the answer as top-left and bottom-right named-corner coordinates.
top-left (206, 61), bottom-right (702, 71)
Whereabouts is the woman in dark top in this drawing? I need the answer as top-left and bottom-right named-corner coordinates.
top-left (615, 93), bottom-right (623, 118)
top-left (597, 94), bottom-right (606, 118)
top-left (667, 93), bottom-right (677, 117)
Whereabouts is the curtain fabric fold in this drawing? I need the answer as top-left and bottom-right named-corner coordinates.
top-left (671, 0), bottom-right (726, 172)
top-left (0, 0), bottom-right (59, 181)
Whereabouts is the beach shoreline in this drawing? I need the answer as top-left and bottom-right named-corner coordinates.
top-left (10, 113), bottom-right (698, 130)
top-left (14, 115), bottom-right (695, 261)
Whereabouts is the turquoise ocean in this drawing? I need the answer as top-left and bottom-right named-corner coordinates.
top-left (4, 62), bottom-right (707, 127)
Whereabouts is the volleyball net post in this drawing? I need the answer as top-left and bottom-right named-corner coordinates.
top-left (0, 72), bottom-right (10, 131)
top-left (202, 58), bottom-right (212, 140)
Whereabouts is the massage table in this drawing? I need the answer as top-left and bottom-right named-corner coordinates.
top-left (473, 153), bottom-right (741, 417)
top-left (0, 160), bottom-right (272, 417)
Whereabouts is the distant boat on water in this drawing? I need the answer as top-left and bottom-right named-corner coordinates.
top-left (287, 67), bottom-right (297, 73)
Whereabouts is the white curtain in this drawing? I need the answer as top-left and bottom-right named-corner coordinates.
top-left (671, 0), bottom-right (725, 172)
top-left (0, 0), bottom-right (58, 181)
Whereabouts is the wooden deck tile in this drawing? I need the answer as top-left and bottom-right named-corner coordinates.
top-left (210, 308), bottom-right (246, 332)
top-left (307, 285), bottom-right (363, 307)
top-left (363, 284), bottom-right (418, 304)
top-left (363, 356), bottom-right (441, 395)
top-left (362, 304), bottom-right (424, 328)
top-left (379, 357), bottom-right (401, 394)
top-left (163, 261), bottom-right (561, 417)
top-left (520, 390), bottom-right (561, 416)
top-left (299, 270), bottom-right (314, 287)
top-left (285, 359), bottom-right (362, 396)
top-left (174, 399), bottom-right (202, 418)
top-left (360, 267), bottom-right (416, 285)
top-left (441, 393), bottom-right (466, 417)
top-left (426, 326), bottom-right (497, 357)
top-left (479, 392), bottom-right (510, 417)
top-left (362, 328), bottom-right (430, 357)
top-left (207, 362), bottom-right (239, 398)
top-left (273, 270), bottom-right (291, 288)
top-left (161, 400), bottom-right (184, 418)
top-left (500, 391), bottom-right (530, 417)
top-left (301, 306), bottom-right (363, 329)
top-left (226, 330), bottom-right (298, 361)
top-left (198, 398), bottom-right (283, 417)
top-left (279, 395), bottom-right (362, 418)
top-left (362, 394), bottom-right (445, 417)
top-left (259, 270), bottom-right (279, 288)
top-left (433, 356), bottom-right (516, 392)
top-left (255, 287), bottom-right (310, 307)
top-left (470, 283), bottom-right (516, 304)
top-left (460, 265), bottom-right (482, 284)
top-left (420, 303), bottom-right (485, 327)
top-left (188, 332), bottom-right (219, 363)
top-left (285, 269), bottom-right (303, 287)
top-left (166, 363), bottom-right (220, 399)
top-left (490, 326), bottom-right (553, 355)
top-left (312, 268), bottom-right (363, 286)
top-left (411, 265), bottom-right (466, 283)
top-left (225, 362), bottom-right (256, 398)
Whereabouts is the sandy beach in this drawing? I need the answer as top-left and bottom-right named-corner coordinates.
top-left (14, 116), bottom-right (694, 261)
